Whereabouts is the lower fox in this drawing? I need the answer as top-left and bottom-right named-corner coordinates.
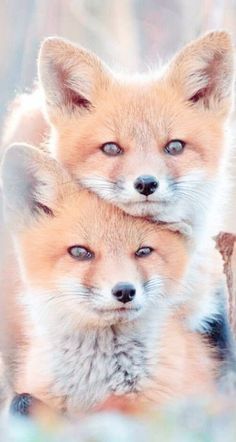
top-left (1, 143), bottom-right (233, 415)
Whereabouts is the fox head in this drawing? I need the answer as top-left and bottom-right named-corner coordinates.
top-left (38, 31), bottom-right (234, 230)
top-left (1, 144), bottom-right (189, 328)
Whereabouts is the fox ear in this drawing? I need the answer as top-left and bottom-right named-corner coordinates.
top-left (38, 37), bottom-right (109, 115)
top-left (1, 144), bottom-right (67, 227)
top-left (166, 31), bottom-right (234, 113)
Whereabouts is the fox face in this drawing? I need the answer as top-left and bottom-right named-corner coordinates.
top-left (2, 144), bottom-right (189, 328)
top-left (38, 32), bottom-right (234, 228)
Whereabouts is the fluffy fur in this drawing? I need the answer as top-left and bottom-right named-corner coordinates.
top-left (1, 144), bottom-right (225, 414)
top-left (1, 32), bottom-right (235, 413)
top-left (2, 31), bottom-right (235, 240)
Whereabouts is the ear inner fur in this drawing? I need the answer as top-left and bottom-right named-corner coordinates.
top-left (38, 37), bottom-right (110, 113)
top-left (1, 143), bottom-right (68, 227)
top-left (165, 31), bottom-right (234, 111)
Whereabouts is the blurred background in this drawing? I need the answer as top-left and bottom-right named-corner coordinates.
top-left (1, 0), bottom-right (236, 123)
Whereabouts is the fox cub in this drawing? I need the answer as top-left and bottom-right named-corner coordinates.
top-left (2, 31), bottom-right (235, 238)
top-left (2, 31), bottom-right (234, 350)
top-left (2, 143), bottom-right (232, 415)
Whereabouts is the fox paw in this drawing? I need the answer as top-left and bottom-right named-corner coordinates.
top-left (10, 393), bottom-right (33, 417)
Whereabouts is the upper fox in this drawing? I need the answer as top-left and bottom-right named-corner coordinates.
top-left (2, 31), bottom-right (235, 236)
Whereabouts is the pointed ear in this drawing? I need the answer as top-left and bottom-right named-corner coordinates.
top-left (1, 143), bottom-right (67, 228)
top-left (166, 31), bottom-right (235, 113)
top-left (38, 37), bottom-right (110, 115)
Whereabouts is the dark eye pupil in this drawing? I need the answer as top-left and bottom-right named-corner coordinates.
top-left (68, 246), bottom-right (94, 260)
top-left (101, 143), bottom-right (123, 156)
top-left (165, 140), bottom-right (185, 155)
top-left (135, 247), bottom-right (153, 257)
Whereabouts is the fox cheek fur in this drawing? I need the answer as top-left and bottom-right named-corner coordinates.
top-left (35, 31), bottom-right (235, 233)
top-left (2, 32), bottom-right (234, 233)
top-left (1, 143), bottom-right (189, 325)
top-left (1, 144), bottom-right (221, 412)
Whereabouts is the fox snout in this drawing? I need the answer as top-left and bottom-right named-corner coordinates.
top-left (134, 175), bottom-right (159, 196)
top-left (112, 282), bottom-right (136, 304)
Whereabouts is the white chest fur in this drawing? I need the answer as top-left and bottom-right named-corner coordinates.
top-left (24, 317), bottom-right (159, 413)
top-left (53, 327), bottom-right (152, 411)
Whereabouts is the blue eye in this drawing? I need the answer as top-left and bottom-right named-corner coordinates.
top-left (101, 142), bottom-right (123, 156)
top-left (164, 140), bottom-right (185, 155)
top-left (135, 247), bottom-right (154, 258)
top-left (68, 246), bottom-right (94, 261)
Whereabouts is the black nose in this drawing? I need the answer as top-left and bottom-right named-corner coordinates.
top-left (134, 175), bottom-right (158, 196)
top-left (112, 282), bottom-right (136, 304)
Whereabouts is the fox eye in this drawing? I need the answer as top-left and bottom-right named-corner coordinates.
top-left (135, 247), bottom-right (154, 258)
top-left (68, 246), bottom-right (94, 261)
top-left (164, 140), bottom-right (185, 155)
top-left (101, 142), bottom-right (123, 156)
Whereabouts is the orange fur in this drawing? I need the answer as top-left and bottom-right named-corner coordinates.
top-left (22, 315), bottom-right (217, 416)
top-left (2, 31), bottom-right (234, 232)
top-left (1, 145), bottom-right (221, 416)
top-left (1, 31), bottom-right (234, 416)
top-left (2, 90), bottom-right (48, 151)
top-left (97, 319), bottom-right (217, 415)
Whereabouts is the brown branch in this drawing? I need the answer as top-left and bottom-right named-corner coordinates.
top-left (215, 232), bottom-right (236, 333)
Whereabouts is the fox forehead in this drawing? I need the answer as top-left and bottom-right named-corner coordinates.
top-left (54, 79), bottom-right (225, 167)
top-left (18, 187), bottom-right (186, 255)
top-left (21, 190), bottom-right (152, 241)
top-left (56, 74), bottom-right (224, 130)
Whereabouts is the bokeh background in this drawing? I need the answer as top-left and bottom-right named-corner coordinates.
top-left (1, 0), bottom-right (236, 124)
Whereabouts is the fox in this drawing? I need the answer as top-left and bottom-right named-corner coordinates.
top-left (1, 143), bottom-right (235, 416)
top-left (2, 31), bottom-right (235, 240)
top-left (2, 31), bottom-right (234, 349)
